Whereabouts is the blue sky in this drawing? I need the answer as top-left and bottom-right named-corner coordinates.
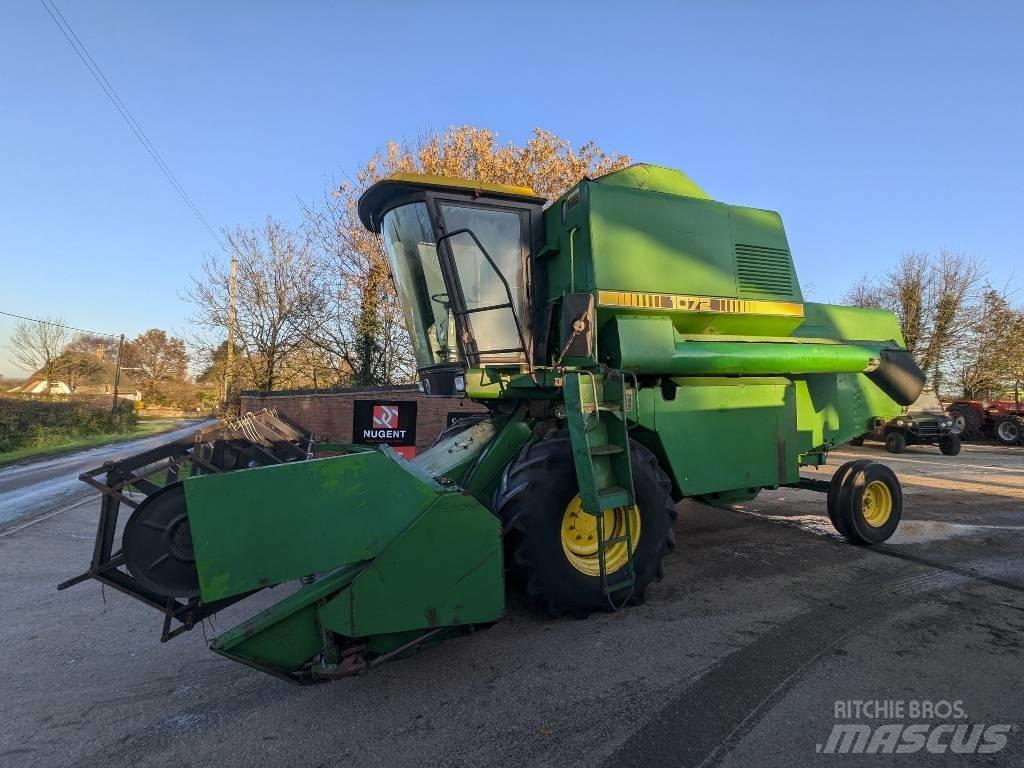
top-left (2, 1), bottom-right (1022, 376)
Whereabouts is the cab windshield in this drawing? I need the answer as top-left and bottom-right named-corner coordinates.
top-left (381, 202), bottom-right (530, 369)
top-left (381, 203), bottom-right (454, 368)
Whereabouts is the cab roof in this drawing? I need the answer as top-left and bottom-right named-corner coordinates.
top-left (357, 172), bottom-right (546, 232)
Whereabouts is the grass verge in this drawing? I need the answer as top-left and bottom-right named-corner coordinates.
top-left (0, 418), bottom-right (198, 467)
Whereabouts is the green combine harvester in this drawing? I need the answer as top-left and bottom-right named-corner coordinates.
top-left (62, 164), bottom-right (924, 683)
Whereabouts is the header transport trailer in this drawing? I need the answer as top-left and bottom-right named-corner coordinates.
top-left (62, 164), bottom-right (924, 683)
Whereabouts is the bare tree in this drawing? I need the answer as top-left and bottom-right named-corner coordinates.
top-left (67, 333), bottom-right (119, 361)
top-left (917, 250), bottom-right (984, 392)
top-left (8, 317), bottom-right (71, 386)
top-left (951, 287), bottom-right (1024, 398)
top-left (300, 126), bottom-right (631, 385)
top-left (843, 251), bottom-right (984, 391)
top-left (188, 218), bottom-right (318, 392)
top-left (843, 274), bottom-right (886, 309)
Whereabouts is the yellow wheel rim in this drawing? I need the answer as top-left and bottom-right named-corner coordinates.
top-left (559, 494), bottom-right (641, 576)
top-left (861, 480), bottom-right (893, 527)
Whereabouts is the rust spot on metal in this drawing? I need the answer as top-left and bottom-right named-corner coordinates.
top-left (425, 607), bottom-right (439, 627)
top-left (258, 577), bottom-right (269, 586)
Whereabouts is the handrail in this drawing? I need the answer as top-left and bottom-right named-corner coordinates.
top-left (434, 227), bottom-right (532, 375)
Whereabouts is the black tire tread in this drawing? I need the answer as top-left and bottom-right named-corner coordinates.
top-left (836, 462), bottom-right (902, 545)
top-left (949, 405), bottom-right (982, 441)
top-left (493, 431), bottom-right (676, 618)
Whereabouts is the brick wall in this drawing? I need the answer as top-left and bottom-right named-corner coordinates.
top-left (239, 385), bottom-right (488, 453)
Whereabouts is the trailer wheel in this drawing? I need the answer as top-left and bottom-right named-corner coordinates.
top-left (834, 462), bottom-right (902, 544)
top-left (848, 436), bottom-right (865, 447)
top-left (939, 434), bottom-right (962, 456)
top-left (493, 432), bottom-right (676, 618)
top-left (949, 406), bottom-right (982, 440)
top-left (885, 432), bottom-right (906, 453)
top-left (994, 417), bottom-right (1021, 446)
top-left (827, 459), bottom-right (872, 537)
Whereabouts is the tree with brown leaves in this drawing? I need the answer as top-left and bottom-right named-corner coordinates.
top-left (301, 126), bottom-right (630, 385)
top-left (123, 329), bottom-right (189, 387)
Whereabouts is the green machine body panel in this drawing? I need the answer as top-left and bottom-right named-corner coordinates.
top-left (185, 449), bottom-right (441, 602)
top-left (184, 445), bottom-right (506, 682)
top-left (319, 491), bottom-right (504, 637)
top-left (633, 377), bottom-right (799, 497)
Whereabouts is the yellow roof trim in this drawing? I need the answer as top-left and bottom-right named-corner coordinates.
top-left (383, 172), bottom-right (538, 199)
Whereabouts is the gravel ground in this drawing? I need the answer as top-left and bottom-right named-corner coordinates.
top-left (0, 441), bottom-right (1021, 767)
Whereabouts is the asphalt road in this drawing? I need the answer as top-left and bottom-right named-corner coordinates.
top-left (0, 440), bottom-right (1021, 767)
top-left (0, 420), bottom-right (214, 526)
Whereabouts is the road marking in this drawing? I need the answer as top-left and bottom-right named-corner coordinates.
top-left (805, 464), bottom-right (1024, 495)
top-left (0, 494), bottom-right (97, 539)
top-left (830, 450), bottom-right (1024, 474)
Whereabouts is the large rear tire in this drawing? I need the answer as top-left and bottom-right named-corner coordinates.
top-left (949, 406), bottom-right (982, 441)
top-left (493, 432), bottom-right (676, 618)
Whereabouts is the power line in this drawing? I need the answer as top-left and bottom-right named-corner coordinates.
top-left (0, 310), bottom-right (120, 338)
top-left (39, 0), bottom-right (226, 251)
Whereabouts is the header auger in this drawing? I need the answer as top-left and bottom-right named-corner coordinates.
top-left (63, 164), bottom-right (924, 683)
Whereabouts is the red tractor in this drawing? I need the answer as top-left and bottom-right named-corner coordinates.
top-left (948, 393), bottom-right (1023, 445)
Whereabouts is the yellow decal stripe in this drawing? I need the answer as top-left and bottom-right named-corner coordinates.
top-left (597, 290), bottom-right (804, 318)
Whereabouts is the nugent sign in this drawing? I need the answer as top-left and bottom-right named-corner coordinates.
top-left (352, 400), bottom-right (417, 458)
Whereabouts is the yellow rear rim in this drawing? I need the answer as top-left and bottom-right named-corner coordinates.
top-left (560, 494), bottom-right (641, 576)
top-left (861, 480), bottom-right (893, 527)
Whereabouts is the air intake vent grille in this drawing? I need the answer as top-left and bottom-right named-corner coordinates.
top-left (734, 243), bottom-right (794, 297)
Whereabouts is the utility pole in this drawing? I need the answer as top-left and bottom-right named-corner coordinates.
top-left (111, 333), bottom-right (125, 417)
top-left (223, 253), bottom-right (238, 407)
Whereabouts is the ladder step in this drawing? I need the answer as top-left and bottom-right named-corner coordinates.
top-left (599, 404), bottom-right (624, 419)
top-left (605, 577), bottom-right (634, 593)
top-left (597, 486), bottom-right (632, 511)
top-left (602, 534), bottom-right (630, 547)
top-left (589, 443), bottom-right (624, 456)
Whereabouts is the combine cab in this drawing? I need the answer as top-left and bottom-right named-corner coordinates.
top-left (63, 164), bottom-right (925, 683)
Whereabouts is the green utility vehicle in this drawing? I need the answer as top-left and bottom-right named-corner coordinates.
top-left (63, 164), bottom-right (924, 683)
top-left (851, 387), bottom-right (960, 455)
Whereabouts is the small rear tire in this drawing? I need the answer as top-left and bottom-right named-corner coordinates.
top-left (885, 432), bottom-right (906, 454)
top-left (939, 434), bottom-right (961, 456)
top-left (835, 462), bottom-right (902, 545)
top-left (848, 436), bottom-right (865, 447)
top-left (994, 417), bottom-right (1021, 446)
top-left (827, 459), bottom-right (872, 538)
